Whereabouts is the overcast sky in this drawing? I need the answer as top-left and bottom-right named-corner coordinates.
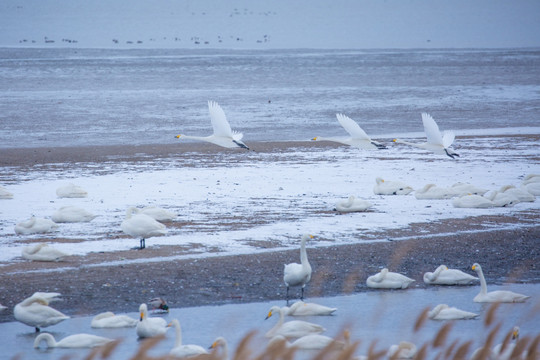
top-left (0, 0), bottom-right (539, 49)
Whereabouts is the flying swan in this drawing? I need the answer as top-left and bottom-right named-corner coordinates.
top-left (393, 113), bottom-right (459, 159)
top-left (265, 305), bottom-right (325, 339)
top-left (312, 113), bottom-right (386, 149)
top-left (423, 265), bottom-right (478, 285)
top-left (366, 268), bottom-right (415, 289)
top-left (175, 101), bottom-right (249, 149)
top-left (14, 292), bottom-right (69, 332)
top-left (335, 195), bottom-right (372, 212)
top-left (121, 207), bottom-right (167, 249)
top-left (283, 234), bottom-right (313, 301)
top-left (471, 263), bottom-right (530, 303)
top-left (34, 333), bottom-right (113, 349)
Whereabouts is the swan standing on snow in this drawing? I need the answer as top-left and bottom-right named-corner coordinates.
top-left (0, 185), bottom-right (13, 199)
top-left (56, 183), bottom-right (88, 198)
top-left (34, 333), bottom-right (113, 349)
top-left (335, 195), bottom-right (372, 213)
top-left (136, 303), bottom-right (168, 338)
top-left (373, 177), bottom-right (413, 195)
top-left (483, 190), bottom-right (520, 207)
top-left (393, 113), bottom-right (459, 159)
top-left (15, 217), bottom-right (58, 235)
top-left (423, 265), bottom-right (478, 285)
top-left (14, 292), bottom-right (69, 332)
top-left (167, 319), bottom-right (209, 358)
top-left (472, 263), bottom-right (530, 303)
top-left (130, 206), bottom-right (176, 222)
top-left (366, 268), bottom-right (415, 289)
top-left (499, 185), bottom-right (535, 202)
top-left (265, 305), bottom-right (325, 339)
top-left (91, 311), bottom-right (138, 328)
top-left (121, 207), bottom-right (167, 249)
top-left (311, 113), bottom-right (386, 149)
top-left (452, 194), bottom-right (494, 208)
top-left (52, 205), bottom-right (97, 223)
top-left (428, 304), bottom-right (478, 320)
top-left (22, 243), bottom-right (69, 262)
top-left (175, 101), bottom-right (249, 150)
top-left (281, 301), bottom-right (337, 316)
top-left (414, 184), bottom-right (456, 200)
top-left (284, 234), bottom-right (313, 301)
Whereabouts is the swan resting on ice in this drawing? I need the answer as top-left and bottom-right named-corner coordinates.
top-left (22, 243), bottom-right (69, 262)
top-left (281, 301), bottom-right (337, 316)
top-left (472, 263), bottom-right (530, 303)
top-left (51, 206), bottom-right (97, 223)
top-left (55, 183), bottom-right (88, 198)
top-left (373, 177), bottom-right (413, 195)
top-left (366, 268), bottom-right (415, 289)
top-left (414, 184), bottom-right (456, 200)
top-left (15, 217), bottom-right (58, 235)
top-left (34, 333), bottom-right (113, 348)
top-left (91, 312), bottom-right (138, 328)
top-left (423, 265), bottom-right (478, 285)
top-left (452, 194), bottom-right (494, 208)
top-left (283, 234), bottom-right (313, 301)
top-left (428, 304), bottom-right (478, 320)
top-left (335, 195), bottom-right (373, 212)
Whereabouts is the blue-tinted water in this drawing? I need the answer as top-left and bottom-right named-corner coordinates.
top-left (0, 48), bottom-right (539, 148)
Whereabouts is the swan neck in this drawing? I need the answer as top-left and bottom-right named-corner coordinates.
top-left (477, 268), bottom-right (487, 294)
top-left (35, 333), bottom-right (56, 348)
top-left (300, 238), bottom-right (309, 267)
top-left (173, 320), bottom-right (183, 347)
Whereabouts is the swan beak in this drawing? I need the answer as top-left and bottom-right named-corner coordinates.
top-left (309, 235), bottom-right (314, 239)
top-left (166, 322), bottom-right (172, 328)
top-left (311, 137), bottom-right (318, 141)
top-left (265, 311), bottom-right (273, 320)
top-left (209, 340), bottom-right (218, 349)
top-left (139, 312), bottom-right (144, 321)
top-left (512, 329), bottom-right (519, 339)
top-left (175, 134), bottom-right (181, 139)
top-left (392, 139), bottom-right (397, 142)
top-left (472, 265), bottom-right (477, 270)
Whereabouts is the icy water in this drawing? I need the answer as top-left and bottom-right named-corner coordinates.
top-left (3, 284), bottom-right (539, 360)
top-left (0, 47), bottom-right (539, 148)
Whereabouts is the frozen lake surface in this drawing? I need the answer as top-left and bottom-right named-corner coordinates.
top-left (3, 283), bottom-right (539, 360)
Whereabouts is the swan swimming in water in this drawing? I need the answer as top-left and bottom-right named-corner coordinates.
top-left (472, 263), bottom-right (530, 303)
top-left (311, 113), bottom-right (386, 149)
top-left (265, 305), bottom-right (325, 339)
top-left (366, 268), bottom-right (415, 289)
top-left (167, 319), bottom-right (209, 358)
top-left (393, 113), bottom-right (459, 159)
top-left (373, 177), bottom-right (413, 195)
top-left (51, 205), bottom-right (97, 223)
top-left (175, 101), bottom-right (249, 150)
top-left (91, 311), bottom-right (138, 328)
top-left (136, 303), bottom-right (168, 338)
top-left (21, 243), bottom-right (69, 262)
top-left (15, 217), bottom-right (58, 235)
top-left (428, 304), bottom-right (478, 320)
top-left (452, 194), bottom-right (494, 208)
top-left (34, 333), bottom-right (113, 349)
top-left (414, 184), bottom-right (456, 200)
top-left (14, 292), bottom-right (69, 332)
top-left (283, 234), bottom-right (313, 301)
top-left (281, 301), bottom-right (337, 316)
top-left (121, 207), bottom-right (167, 249)
top-left (335, 195), bottom-right (372, 212)
top-left (55, 183), bottom-right (88, 198)
top-left (423, 265), bottom-right (478, 285)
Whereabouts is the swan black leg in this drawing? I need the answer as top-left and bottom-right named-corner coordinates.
top-left (301, 287), bottom-right (305, 301)
top-left (35, 327), bottom-right (40, 332)
top-left (286, 286), bottom-right (290, 304)
top-left (140, 238), bottom-right (145, 250)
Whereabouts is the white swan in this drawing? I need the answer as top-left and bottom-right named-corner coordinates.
top-left (34, 333), bottom-right (113, 349)
top-left (91, 311), bottom-right (138, 328)
top-left (51, 206), bottom-right (96, 223)
top-left (175, 101), bottom-right (249, 150)
top-left (521, 182), bottom-right (540, 196)
top-left (366, 268), bottom-right (415, 289)
top-left (450, 182), bottom-right (488, 196)
top-left (281, 301), bottom-right (337, 316)
top-left (148, 297), bottom-right (169, 313)
top-left (393, 113), bottom-right (458, 158)
top-left (22, 243), bottom-right (69, 262)
top-left (499, 185), bottom-right (535, 202)
top-left (492, 326), bottom-right (522, 360)
top-left (14, 217), bottom-right (58, 235)
top-left (136, 303), bottom-right (168, 338)
top-left (283, 234), bottom-right (313, 301)
top-left (311, 113), bottom-right (386, 150)
top-left (167, 319), bottom-right (209, 358)
top-left (373, 177), bottom-right (413, 195)
top-left (265, 306), bottom-right (325, 339)
top-left (121, 207), bottom-right (167, 249)
top-left (131, 206), bottom-right (176, 222)
top-left (290, 333), bottom-right (346, 351)
top-left (14, 292), bottom-right (69, 331)
top-left (387, 341), bottom-right (417, 359)
top-left (55, 183), bottom-right (88, 198)
top-left (335, 195), bottom-right (372, 212)
top-left (0, 185), bottom-right (13, 199)
top-left (483, 190), bottom-right (520, 207)
top-left (428, 304), bottom-right (478, 320)
top-left (209, 337), bottom-right (228, 360)
top-left (423, 265), bottom-right (478, 285)
top-left (452, 194), bottom-right (494, 208)
top-left (414, 184), bottom-right (456, 200)
top-left (472, 263), bottom-right (530, 303)
top-left (522, 173), bottom-right (540, 185)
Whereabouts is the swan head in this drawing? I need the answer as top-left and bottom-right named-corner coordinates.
top-left (175, 134), bottom-right (182, 139)
top-left (139, 303), bottom-right (148, 320)
top-left (167, 319), bottom-right (180, 328)
top-left (375, 177), bottom-right (384, 184)
top-left (472, 263), bottom-right (481, 272)
top-left (311, 137), bottom-right (318, 141)
top-left (512, 326), bottom-right (520, 340)
top-left (265, 306), bottom-right (282, 320)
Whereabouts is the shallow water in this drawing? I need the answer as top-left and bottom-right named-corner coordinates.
top-left (4, 283), bottom-right (539, 359)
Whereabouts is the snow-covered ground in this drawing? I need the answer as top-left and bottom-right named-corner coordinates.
top-left (1, 130), bottom-right (538, 266)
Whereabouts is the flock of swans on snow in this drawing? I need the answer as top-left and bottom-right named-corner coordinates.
top-left (5, 233), bottom-right (531, 358)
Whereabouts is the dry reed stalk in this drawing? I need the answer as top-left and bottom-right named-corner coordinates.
top-left (366, 340), bottom-right (386, 359)
top-left (129, 335), bottom-right (167, 360)
top-left (526, 334), bottom-right (540, 360)
top-left (231, 330), bottom-right (256, 360)
top-left (442, 338), bottom-right (459, 359)
top-left (413, 307), bottom-right (430, 332)
top-left (484, 302), bottom-right (500, 327)
top-left (453, 340), bottom-right (472, 360)
top-left (83, 339), bottom-right (123, 360)
top-left (414, 343), bottom-right (428, 360)
top-left (432, 322), bottom-right (453, 348)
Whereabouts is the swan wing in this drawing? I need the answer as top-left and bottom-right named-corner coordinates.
top-left (442, 130), bottom-right (455, 148)
top-left (208, 101), bottom-right (233, 137)
top-left (336, 114), bottom-right (371, 140)
top-left (421, 113), bottom-right (444, 146)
